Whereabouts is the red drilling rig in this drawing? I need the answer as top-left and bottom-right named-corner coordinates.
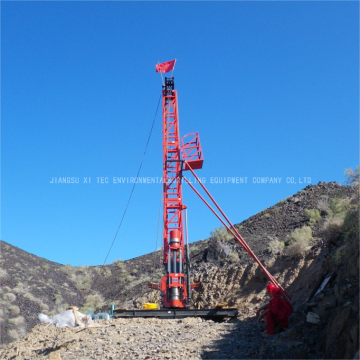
top-left (113, 60), bottom-right (290, 318)
top-left (148, 76), bottom-right (203, 308)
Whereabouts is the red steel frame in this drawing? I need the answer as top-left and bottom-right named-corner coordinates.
top-left (160, 78), bottom-right (188, 308)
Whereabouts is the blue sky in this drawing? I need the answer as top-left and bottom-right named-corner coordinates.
top-left (1, 2), bottom-right (358, 266)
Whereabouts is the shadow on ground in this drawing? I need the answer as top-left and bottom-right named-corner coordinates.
top-left (200, 317), bottom-right (262, 359)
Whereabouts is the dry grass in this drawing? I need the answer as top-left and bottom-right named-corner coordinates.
top-left (8, 305), bottom-right (20, 315)
top-left (268, 239), bottom-right (285, 255)
top-left (8, 316), bottom-right (25, 326)
top-left (322, 216), bottom-right (345, 242)
top-left (3, 293), bottom-right (16, 302)
top-left (286, 226), bottom-right (313, 256)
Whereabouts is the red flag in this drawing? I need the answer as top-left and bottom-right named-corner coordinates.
top-left (155, 59), bottom-right (176, 73)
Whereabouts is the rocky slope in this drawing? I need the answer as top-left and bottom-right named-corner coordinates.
top-left (0, 181), bottom-right (358, 359)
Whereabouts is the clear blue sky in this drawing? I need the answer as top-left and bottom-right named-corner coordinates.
top-left (2, 2), bottom-right (358, 266)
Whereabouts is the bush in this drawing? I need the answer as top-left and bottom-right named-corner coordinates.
top-left (228, 252), bottom-right (239, 263)
top-left (322, 216), bottom-right (344, 242)
top-left (190, 246), bottom-right (199, 254)
top-left (304, 209), bottom-right (322, 226)
top-left (113, 259), bottom-right (125, 269)
top-left (286, 226), bottom-right (313, 256)
top-left (42, 264), bottom-right (49, 271)
top-left (8, 316), bottom-right (25, 326)
top-left (345, 166), bottom-right (360, 186)
top-left (329, 198), bottom-right (351, 218)
top-left (8, 305), bottom-right (20, 315)
top-left (131, 269), bottom-right (138, 275)
top-left (342, 203), bottom-right (359, 240)
top-left (0, 269), bottom-right (8, 279)
top-left (3, 293), bottom-right (16, 302)
top-left (102, 268), bottom-right (111, 277)
top-left (82, 293), bottom-right (104, 312)
top-left (210, 226), bottom-right (233, 242)
top-left (317, 198), bottom-right (330, 215)
top-left (268, 240), bottom-right (285, 255)
top-left (75, 274), bottom-right (91, 291)
top-left (61, 264), bottom-right (74, 275)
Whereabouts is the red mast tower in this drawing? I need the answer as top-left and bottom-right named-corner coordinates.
top-left (161, 77), bottom-right (187, 308)
top-left (148, 75), bottom-right (203, 308)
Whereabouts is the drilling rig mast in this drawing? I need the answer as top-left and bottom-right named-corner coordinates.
top-left (160, 77), bottom-right (187, 308)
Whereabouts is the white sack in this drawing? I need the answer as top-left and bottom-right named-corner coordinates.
top-left (38, 310), bottom-right (93, 328)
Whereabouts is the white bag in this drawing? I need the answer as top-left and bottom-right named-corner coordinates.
top-left (38, 310), bottom-right (93, 328)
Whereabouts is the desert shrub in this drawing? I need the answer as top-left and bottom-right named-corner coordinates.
top-left (81, 293), bottom-right (104, 312)
top-left (23, 292), bottom-right (49, 311)
top-left (102, 268), bottom-right (112, 277)
top-left (263, 213), bottom-right (271, 218)
top-left (329, 198), bottom-right (351, 218)
top-left (118, 275), bottom-right (128, 282)
top-left (8, 305), bottom-right (20, 315)
top-left (228, 252), bottom-right (239, 263)
top-left (190, 246), bottom-right (199, 254)
top-left (131, 269), bottom-right (138, 275)
top-left (0, 309), bottom-right (3, 316)
top-left (268, 240), bottom-right (285, 255)
top-left (75, 274), bottom-right (91, 291)
top-left (286, 226), bottom-right (313, 256)
top-left (61, 264), bottom-right (74, 275)
top-left (0, 269), bottom-right (8, 279)
top-left (8, 316), bottom-right (25, 326)
top-left (42, 264), bottom-right (49, 271)
top-left (342, 202), bottom-right (359, 240)
top-left (3, 293), bottom-right (16, 302)
top-left (345, 166), bottom-right (360, 186)
top-left (210, 226), bottom-right (233, 242)
top-left (322, 216), bottom-right (345, 242)
top-left (304, 209), bottom-right (322, 226)
top-left (113, 259), bottom-right (125, 269)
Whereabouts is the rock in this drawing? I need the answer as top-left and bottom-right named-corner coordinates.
top-left (306, 312), bottom-right (320, 324)
top-left (48, 352), bottom-right (62, 360)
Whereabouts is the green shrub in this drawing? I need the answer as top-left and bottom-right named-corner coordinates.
top-left (3, 293), bottom-right (16, 302)
top-left (8, 305), bottom-right (20, 315)
top-left (113, 259), bottom-right (125, 269)
top-left (102, 267), bottom-right (112, 277)
top-left (75, 274), bottom-right (91, 291)
top-left (42, 264), bottom-right (49, 271)
top-left (8, 316), bottom-right (25, 326)
top-left (268, 240), bottom-right (285, 255)
top-left (328, 198), bottom-right (351, 218)
top-left (0, 269), bottom-right (8, 279)
top-left (228, 252), bottom-right (239, 263)
top-left (81, 293), bottom-right (104, 311)
top-left (60, 264), bottom-right (74, 275)
top-left (342, 202), bottom-right (359, 240)
top-left (190, 246), bottom-right (199, 254)
top-left (131, 269), bottom-right (138, 275)
top-left (210, 226), bottom-right (233, 242)
top-left (286, 226), bottom-right (313, 256)
top-left (304, 209), bottom-right (322, 226)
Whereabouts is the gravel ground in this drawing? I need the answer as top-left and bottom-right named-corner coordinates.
top-left (0, 316), bottom-right (261, 360)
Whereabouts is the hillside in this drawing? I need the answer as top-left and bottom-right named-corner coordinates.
top-left (0, 181), bottom-right (358, 359)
